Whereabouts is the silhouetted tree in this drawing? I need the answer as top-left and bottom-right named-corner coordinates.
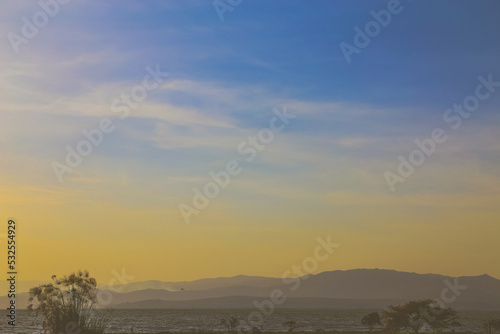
top-left (382, 299), bottom-right (460, 334)
top-left (362, 312), bottom-right (382, 331)
top-left (28, 270), bottom-right (110, 334)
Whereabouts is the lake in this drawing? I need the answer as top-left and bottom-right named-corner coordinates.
top-left (1, 309), bottom-right (498, 333)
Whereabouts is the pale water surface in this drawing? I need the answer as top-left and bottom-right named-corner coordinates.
top-left (1, 309), bottom-right (498, 333)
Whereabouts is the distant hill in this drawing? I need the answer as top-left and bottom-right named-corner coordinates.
top-left (2, 269), bottom-right (499, 310)
top-left (101, 275), bottom-right (284, 293)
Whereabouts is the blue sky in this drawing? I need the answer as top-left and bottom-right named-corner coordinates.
top-left (1, 0), bottom-right (499, 281)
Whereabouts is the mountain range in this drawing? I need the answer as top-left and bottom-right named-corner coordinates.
top-left (2, 269), bottom-right (498, 310)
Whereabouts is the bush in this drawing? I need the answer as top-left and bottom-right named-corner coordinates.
top-left (28, 270), bottom-right (110, 334)
top-left (361, 312), bottom-right (382, 331)
top-left (382, 299), bottom-right (460, 334)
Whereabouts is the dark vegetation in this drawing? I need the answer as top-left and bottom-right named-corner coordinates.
top-left (28, 270), bottom-right (110, 334)
top-left (28, 273), bottom-right (499, 334)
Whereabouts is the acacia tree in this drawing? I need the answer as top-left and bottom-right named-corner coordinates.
top-left (361, 312), bottom-right (382, 331)
top-left (28, 270), bottom-right (110, 334)
top-left (382, 299), bottom-right (460, 334)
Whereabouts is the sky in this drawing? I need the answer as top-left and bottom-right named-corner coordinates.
top-left (0, 0), bottom-right (499, 284)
